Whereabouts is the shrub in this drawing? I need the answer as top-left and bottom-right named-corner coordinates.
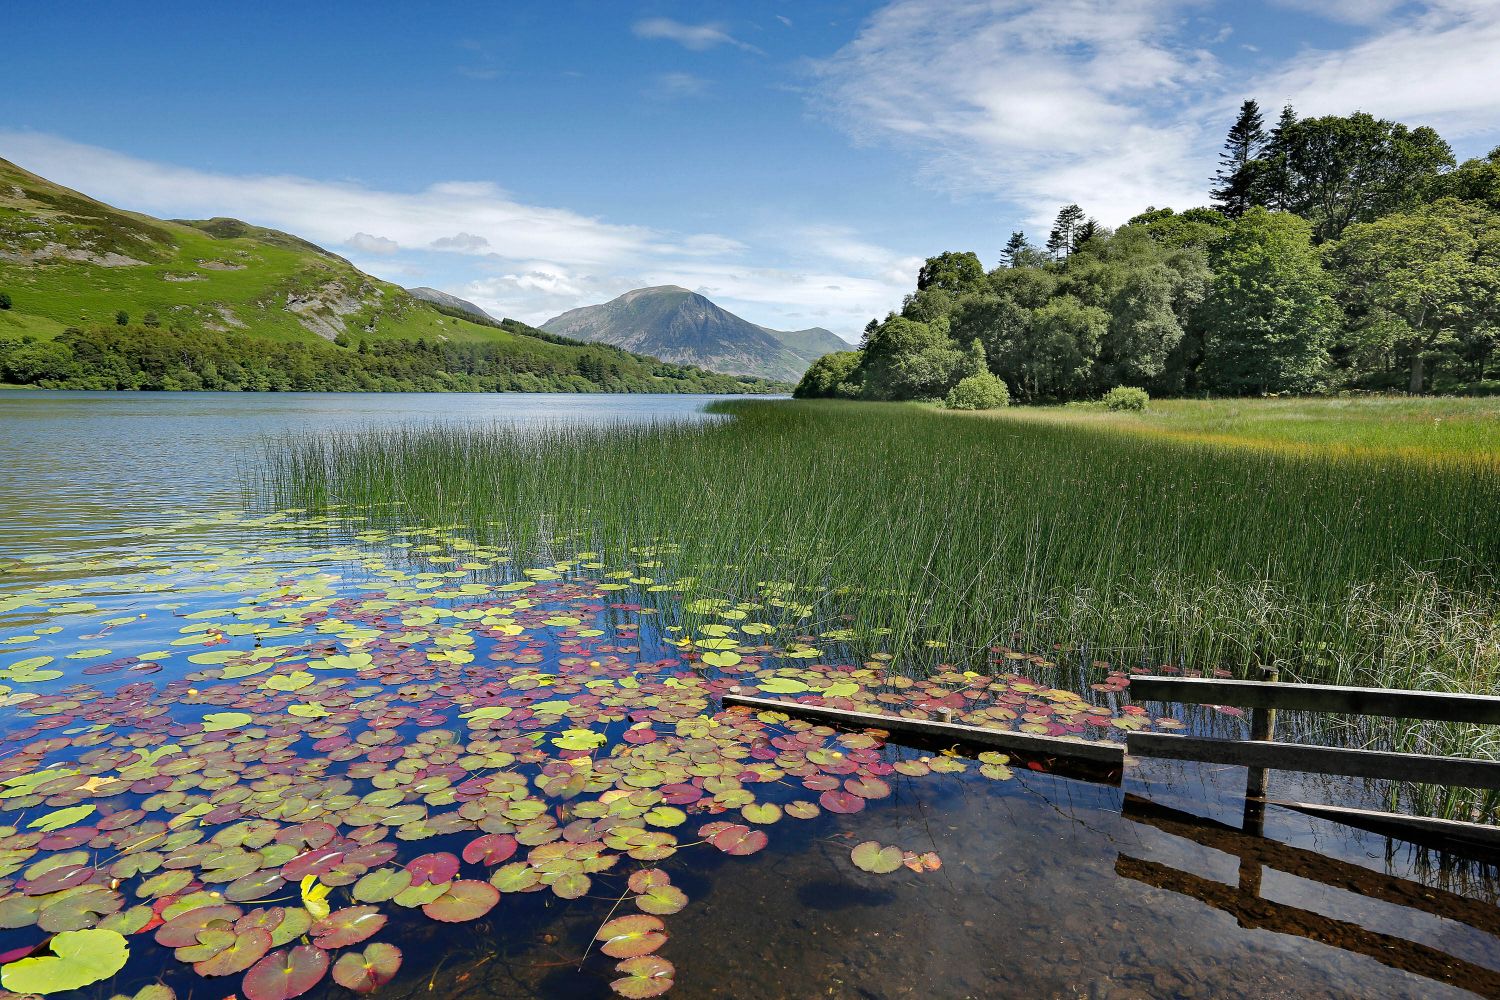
top-left (1103, 386), bottom-right (1149, 411)
top-left (115, 310), bottom-right (129, 325)
top-left (944, 373), bottom-right (1010, 410)
top-left (0, 292), bottom-right (11, 310)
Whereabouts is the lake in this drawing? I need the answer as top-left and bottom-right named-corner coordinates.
top-left (1, 390), bottom-right (1496, 1000)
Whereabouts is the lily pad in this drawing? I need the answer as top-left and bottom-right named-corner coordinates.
top-left (851, 841), bottom-right (903, 874)
top-left (242, 944), bottom-right (329, 1000)
top-left (596, 914), bottom-right (667, 959)
top-left (610, 955), bottom-right (676, 999)
top-left (332, 942), bottom-right (402, 994)
top-left (1, 928), bottom-right (129, 995)
top-left (311, 906), bottom-right (386, 948)
top-left (422, 880), bottom-right (499, 922)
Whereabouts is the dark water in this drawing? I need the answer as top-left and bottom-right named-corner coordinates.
top-left (1, 390), bottom-right (1497, 1000)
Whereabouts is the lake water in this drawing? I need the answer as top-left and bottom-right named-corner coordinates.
top-left (1, 390), bottom-right (1497, 1000)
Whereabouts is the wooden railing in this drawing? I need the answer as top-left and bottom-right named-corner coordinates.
top-left (1127, 672), bottom-right (1500, 845)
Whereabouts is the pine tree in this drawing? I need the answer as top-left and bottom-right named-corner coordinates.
top-left (1211, 99), bottom-right (1268, 219)
top-left (1001, 231), bottom-right (1030, 267)
top-left (1257, 104), bottom-right (1298, 212)
top-left (1073, 218), bottom-right (1099, 252)
top-left (1046, 205), bottom-right (1086, 260)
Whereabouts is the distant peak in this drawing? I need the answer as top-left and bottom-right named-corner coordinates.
top-left (620, 284), bottom-right (693, 299)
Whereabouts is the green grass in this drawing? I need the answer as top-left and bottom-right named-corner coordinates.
top-left (977, 396), bottom-right (1500, 467)
top-left (259, 399), bottom-right (1500, 698)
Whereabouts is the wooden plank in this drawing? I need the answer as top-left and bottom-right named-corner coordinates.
top-left (1126, 732), bottom-right (1500, 791)
top-left (1115, 854), bottom-right (1500, 997)
top-left (1269, 799), bottom-right (1500, 858)
top-left (1122, 794), bottom-right (1500, 936)
top-left (1129, 675), bottom-right (1500, 725)
top-left (721, 692), bottom-right (1124, 766)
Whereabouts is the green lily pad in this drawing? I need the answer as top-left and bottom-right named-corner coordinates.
top-left (311, 906), bottom-right (386, 948)
top-left (1, 928), bottom-right (129, 995)
top-left (851, 840), bottom-right (904, 874)
top-left (596, 914), bottom-right (667, 959)
top-left (332, 942), bottom-right (402, 994)
top-left (611, 954), bottom-right (676, 999)
top-left (422, 880), bottom-right (499, 922)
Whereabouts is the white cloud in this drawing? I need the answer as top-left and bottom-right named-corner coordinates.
top-left (0, 130), bottom-right (890, 339)
top-left (1258, 2), bottom-right (1500, 139)
top-left (429, 232), bottom-right (489, 251)
top-left (347, 232), bottom-right (399, 255)
top-left (632, 18), bottom-right (763, 54)
top-left (815, 0), bottom-right (1500, 227)
top-left (815, 0), bottom-right (1215, 226)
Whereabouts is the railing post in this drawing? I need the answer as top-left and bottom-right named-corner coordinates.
top-left (1244, 664), bottom-right (1279, 828)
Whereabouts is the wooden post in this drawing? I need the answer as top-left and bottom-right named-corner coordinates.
top-left (1242, 665), bottom-right (1278, 815)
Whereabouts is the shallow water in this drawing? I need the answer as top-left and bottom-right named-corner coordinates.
top-left (1, 391), bottom-right (1497, 1000)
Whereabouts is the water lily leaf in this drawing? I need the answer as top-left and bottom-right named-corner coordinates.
top-left (610, 955), bottom-right (675, 999)
top-left (851, 841), bottom-right (904, 874)
top-left (391, 882), bottom-right (447, 907)
top-left (643, 806), bottom-right (685, 828)
top-left (202, 712), bottom-right (253, 732)
top-left (784, 801), bottom-right (820, 820)
top-left (311, 906), bottom-right (386, 948)
top-left (28, 805), bottom-right (96, 832)
top-left (226, 871), bottom-right (287, 903)
top-left (353, 867), bottom-right (411, 903)
top-left (818, 790), bottom-right (864, 814)
top-left (489, 863), bottom-right (540, 894)
top-left (1, 928), bottom-right (129, 994)
top-left (550, 871), bottom-right (591, 900)
top-left (708, 824), bottom-right (767, 856)
top-left (194, 927), bottom-right (273, 977)
top-left (422, 880), bottom-right (499, 922)
top-left (551, 728), bottom-right (606, 751)
top-left (596, 914), bottom-right (667, 959)
top-left (406, 852), bottom-right (459, 885)
top-left (242, 944), bottom-right (328, 1000)
top-left (635, 884), bottom-right (687, 916)
top-left (700, 651), bottom-right (741, 668)
top-left (332, 942), bottom-right (402, 994)
top-left (741, 802), bottom-right (781, 824)
top-left (757, 677), bottom-right (809, 694)
top-left (626, 869), bottom-right (670, 894)
top-left (461, 833), bottom-right (518, 866)
top-left (266, 671), bottom-right (315, 692)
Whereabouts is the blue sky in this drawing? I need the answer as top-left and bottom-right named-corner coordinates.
top-left (4, 1), bottom-right (1499, 340)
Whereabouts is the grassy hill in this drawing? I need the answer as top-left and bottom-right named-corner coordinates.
top-left (0, 158), bottom-right (785, 393)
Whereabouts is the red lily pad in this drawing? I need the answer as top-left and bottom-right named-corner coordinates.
top-left (311, 906), bottom-right (386, 949)
top-left (818, 789), bottom-right (865, 814)
top-left (461, 834), bottom-right (517, 866)
top-left (708, 824), bottom-right (767, 856)
top-left (242, 944), bottom-right (329, 1000)
top-left (406, 852), bottom-right (460, 885)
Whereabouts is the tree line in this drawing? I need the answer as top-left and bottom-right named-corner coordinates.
top-left (797, 102), bottom-right (1500, 402)
top-left (0, 324), bottom-right (783, 394)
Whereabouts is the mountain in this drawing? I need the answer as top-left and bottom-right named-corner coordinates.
top-left (0, 158), bottom-right (783, 392)
top-left (541, 285), bottom-right (849, 381)
top-left (407, 286), bottom-right (496, 324)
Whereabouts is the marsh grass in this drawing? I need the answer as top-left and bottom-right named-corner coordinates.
top-left (259, 400), bottom-right (1499, 689)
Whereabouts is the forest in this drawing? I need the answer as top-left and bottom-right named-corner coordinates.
top-left (796, 103), bottom-right (1500, 403)
top-left (0, 323), bottom-right (783, 394)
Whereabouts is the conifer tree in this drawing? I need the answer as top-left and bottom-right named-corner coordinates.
top-left (1001, 231), bottom-right (1030, 267)
top-left (1211, 99), bottom-right (1268, 218)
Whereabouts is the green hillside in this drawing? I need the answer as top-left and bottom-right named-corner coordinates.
top-left (0, 158), bottom-right (785, 393)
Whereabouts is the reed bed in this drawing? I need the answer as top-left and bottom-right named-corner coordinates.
top-left (256, 399), bottom-right (1500, 694)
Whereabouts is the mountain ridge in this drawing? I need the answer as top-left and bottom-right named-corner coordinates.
top-left (541, 285), bottom-right (847, 381)
top-left (0, 157), bottom-right (785, 392)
